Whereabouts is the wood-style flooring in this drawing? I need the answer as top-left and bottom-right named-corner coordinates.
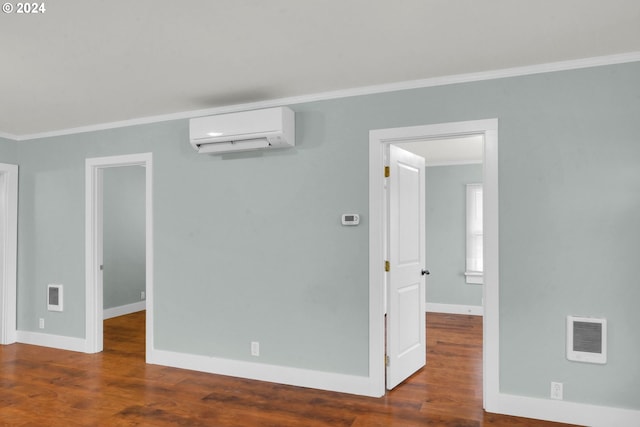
top-left (0, 312), bottom-right (579, 426)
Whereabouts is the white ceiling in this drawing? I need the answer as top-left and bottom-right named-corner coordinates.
top-left (2, 0), bottom-right (640, 138)
top-left (395, 135), bottom-right (484, 167)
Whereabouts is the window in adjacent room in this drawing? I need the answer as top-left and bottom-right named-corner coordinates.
top-left (465, 183), bottom-right (483, 284)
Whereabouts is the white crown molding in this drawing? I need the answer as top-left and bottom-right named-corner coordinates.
top-left (8, 51), bottom-right (640, 142)
top-left (0, 131), bottom-right (19, 141)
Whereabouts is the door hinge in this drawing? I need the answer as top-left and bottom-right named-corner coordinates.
top-left (385, 355), bottom-right (390, 366)
top-left (385, 260), bottom-right (390, 272)
top-left (384, 166), bottom-right (390, 177)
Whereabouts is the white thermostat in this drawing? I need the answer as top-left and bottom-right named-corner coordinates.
top-left (341, 214), bottom-right (360, 226)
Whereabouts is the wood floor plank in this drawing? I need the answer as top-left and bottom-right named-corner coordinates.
top-left (0, 311), bottom-right (581, 426)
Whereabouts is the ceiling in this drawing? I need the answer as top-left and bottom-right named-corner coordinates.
top-left (396, 135), bottom-right (484, 167)
top-left (2, 0), bottom-right (640, 138)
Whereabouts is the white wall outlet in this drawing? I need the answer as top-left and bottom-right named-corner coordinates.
top-left (140, 291), bottom-right (146, 300)
top-left (251, 341), bottom-right (260, 357)
top-left (550, 381), bottom-right (563, 400)
top-left (39, 318), bottom-right (45, 329)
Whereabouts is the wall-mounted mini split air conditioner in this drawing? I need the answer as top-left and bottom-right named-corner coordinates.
top-left (189, 106), bottom-right (295, 154)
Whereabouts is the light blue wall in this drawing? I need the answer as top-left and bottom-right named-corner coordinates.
top-left (426, 164), bottom-right (483, 307)
top-left (16, 130), bottom-right (159, 337)
top-left (103, 166), bottom-right (145, 309)
top-left (13, 61), bottom-right (640, 409)
top-left (0, 137), bottom-right (18, 163)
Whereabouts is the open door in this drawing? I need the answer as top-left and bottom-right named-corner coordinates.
top-left (386, 145), bottom-right (426, 389)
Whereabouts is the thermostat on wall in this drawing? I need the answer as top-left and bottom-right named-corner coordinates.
top-left (341, 214), bottom-right (360, 226)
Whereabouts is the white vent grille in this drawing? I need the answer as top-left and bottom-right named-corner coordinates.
top-left (567, 315), bottom-right (606, 364)
top-left (47, 284), bottom-right (63, 312)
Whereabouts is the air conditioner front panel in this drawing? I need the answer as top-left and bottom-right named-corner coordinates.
top-left (197, 138), bottom-right (270, 154)
top-left (190, 107), bottom-right (286, 138)
top-left (191, 130), bottom-right (281, 145)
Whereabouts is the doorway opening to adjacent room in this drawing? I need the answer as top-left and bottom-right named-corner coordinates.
top-left (101, 165), bottom-right (147, 352)
top-left (85, 153), bottom-right (153, 358)
top-left (369, 119), bottom-right (498, 406)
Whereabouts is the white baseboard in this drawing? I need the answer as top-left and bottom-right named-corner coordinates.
top-left (426, 302), bottom-right (483, 316)
top-left (104, 301), bottom-right (146, 319)
top-left (16, 330), bottom-right (86, 353)
top-left (487, 392), bottom-right (640, 427)
top-left (148, 348), bottom-right (380, 398)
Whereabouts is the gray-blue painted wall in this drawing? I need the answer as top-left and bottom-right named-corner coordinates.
top-left (0, 137), bottom-right (17, 163)
top-left (103, 166), bottom-right (145, 309)
top-left (426, 164), bottom-right (483, 307)
top-left (8, 61), bottom-right (640, 409)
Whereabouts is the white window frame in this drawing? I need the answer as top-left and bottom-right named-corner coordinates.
top-left (465, 183), bottom-right (483, 284)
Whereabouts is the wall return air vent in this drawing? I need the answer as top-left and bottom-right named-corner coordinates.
top-left (47, 284), bottom-right (63, 312)
top-left (567, 315), bottom-right (607, 364)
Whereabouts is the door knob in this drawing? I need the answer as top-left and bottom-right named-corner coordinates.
top-left (421, 269), bottom-right (430, 276)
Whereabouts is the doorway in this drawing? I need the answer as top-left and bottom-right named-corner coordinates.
top-left (395, 135), bottom-right (485, 315)
top-left (85, 153), bottom-right (153, 358)
top-left (102, 166), bottom-right (146, 322)
top-left (0, 162), bottom-right (18, 345)
top-left (369, 119), bottom-right (499, 404)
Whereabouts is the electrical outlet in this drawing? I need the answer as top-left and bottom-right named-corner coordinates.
top-left (550, 382), bottom-right (563, 400)
top-left (251, 341), bottom-right (260, 357)
top-left (140, 291), bottom-right (146, 300)
top-left (39, 318), bottom-right (45, 329)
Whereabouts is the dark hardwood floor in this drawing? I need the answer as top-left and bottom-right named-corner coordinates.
top-left (0, 312), bottom-right (578, 426)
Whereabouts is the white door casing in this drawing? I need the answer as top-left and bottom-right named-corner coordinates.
top-left (386, 145), bottom-right (426, 389)
top-left (0, 163), bottom-right (18, 345)
top-left (369, 119), bottom-right (498, 404)
top-left (85, 153), bottom-right (153, 356)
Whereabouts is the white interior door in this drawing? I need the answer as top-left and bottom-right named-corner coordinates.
top-left (386, 144), bottom-right (426, 389)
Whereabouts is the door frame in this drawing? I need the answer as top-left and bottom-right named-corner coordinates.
top-left (0, 163), bottom-right (18, 345)
top-left (85, 153), bottom-right (153, 356)
top-left (369, 119), bottom-right (498, 405)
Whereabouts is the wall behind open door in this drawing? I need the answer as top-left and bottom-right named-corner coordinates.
top-left (103, 166), bottom-right (146, 314)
